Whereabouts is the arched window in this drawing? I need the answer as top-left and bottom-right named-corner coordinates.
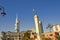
top-left (7, 38), bottom-right (10, 40)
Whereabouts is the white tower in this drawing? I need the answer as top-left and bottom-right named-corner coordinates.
top-left (33, 8), bottom-right (42, 40)
top-left (15, 15), bottom-right (19, 32)
top-left (39, 21), bottom-right (43, 34)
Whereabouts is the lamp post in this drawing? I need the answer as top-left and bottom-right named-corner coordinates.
top-left (0, 5), bottom-right (6, 16)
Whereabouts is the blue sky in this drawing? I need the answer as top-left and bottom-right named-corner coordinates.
top-left (0, 0), bottom-right (60, 32)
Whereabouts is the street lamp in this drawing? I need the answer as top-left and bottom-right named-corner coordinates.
top-left (0, 5), bottom-right (6, 16)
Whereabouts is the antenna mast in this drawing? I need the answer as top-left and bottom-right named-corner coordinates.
top-left (33, 8), bottom-right (37, 15)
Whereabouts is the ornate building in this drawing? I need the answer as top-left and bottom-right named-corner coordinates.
top-left (0, 9), bottom-right (44, 40)
top-left (0, 31), bottom-right (25, 40)
top-left (0, 30), bottom-right (37, 40)
top-left (0, 15), bottom-right (22, 40)
top-left (42, 32), bottom-right (59, 40)
top-left (53, 24), bottom-right (60, 32)
top-left (14, 15), bottom-right (20, 32)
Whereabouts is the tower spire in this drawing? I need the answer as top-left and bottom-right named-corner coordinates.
top-left (16, 14), bottom-right (19, 23)
top-left (33, 8), bottom-right (37, 15)
top-left (15, 15), bottom-right (19, 32)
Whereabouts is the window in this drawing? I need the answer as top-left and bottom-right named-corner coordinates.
top-left (32, 33), bottom-right (34, 35)
top-left (55, 32), bottom-right (59, 35)
top-left (7, 38), bottom-right (10, 40)
top-left (50, 34), bottom-right (53, 36)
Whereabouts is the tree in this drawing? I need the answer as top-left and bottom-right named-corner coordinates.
top-left (41, 35), bottom-right (45, 40)
top-left (23, 30), bottom-right (31, 40)
top-left (55, 35), bottom-right (60, 40)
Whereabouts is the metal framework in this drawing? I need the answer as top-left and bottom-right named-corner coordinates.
top-left (0, 5), bottom-right (6, 16)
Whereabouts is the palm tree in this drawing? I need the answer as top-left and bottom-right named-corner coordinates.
top-left (46, 24), bottom-right (53, 32)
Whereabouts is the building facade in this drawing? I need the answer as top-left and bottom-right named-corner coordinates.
top-left (0, 30), bottom-right (37, 40)
top-left (1, 31), bottom-right (25, 40)
top-left (42, 32), bottom-right (60, 40)
top-left (53, 24), bottom-right (60, 32)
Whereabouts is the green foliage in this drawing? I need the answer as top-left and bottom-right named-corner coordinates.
top-left (23, 30), bottom-right (31, 40)
top-left (30, 38), bottom-right (35, 40)
top-left (55, 35), bottom-right (60, 40)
